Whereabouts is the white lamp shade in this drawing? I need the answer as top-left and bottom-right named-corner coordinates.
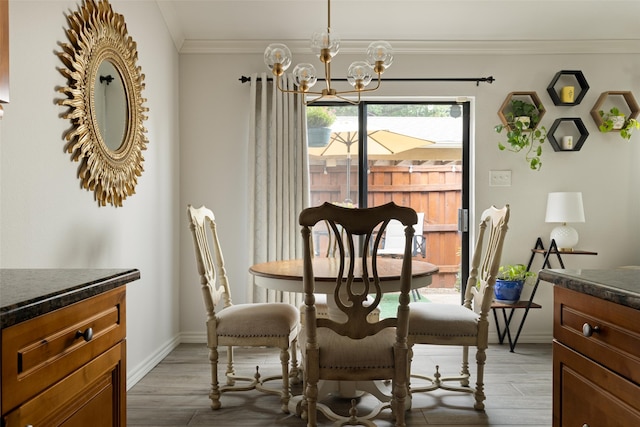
top-left (545, 192), bottom-right (585, 250)
top-left (545, 192), bottom-right (585, 223)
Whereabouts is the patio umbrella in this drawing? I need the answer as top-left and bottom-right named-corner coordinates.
top-left (308, 129), bottom-right (435, 201)
top-left (308, 129), bottom-right (435, 158)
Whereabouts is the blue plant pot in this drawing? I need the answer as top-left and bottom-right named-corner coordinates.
top-left (308, 127), bottom-right (332, 147)
top-left (494, 279), bottom-right (524, 304)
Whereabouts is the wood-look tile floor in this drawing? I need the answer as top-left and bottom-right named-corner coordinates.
top-left (128, 343), bottom-right (552, 426)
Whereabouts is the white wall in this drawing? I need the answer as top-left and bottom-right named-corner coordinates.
top-left (0, 1), bottom-right (181, 385)
top-left (179, 47), bottom-right (640, 344)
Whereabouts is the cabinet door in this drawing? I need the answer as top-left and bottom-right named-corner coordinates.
top-left (3, 342), bottom-right (125, 426)
top-left (553, 341), bottom-right (640, 427)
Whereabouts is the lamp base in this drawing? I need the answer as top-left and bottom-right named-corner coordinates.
top-left (550, 224), bottom-right (579, 251)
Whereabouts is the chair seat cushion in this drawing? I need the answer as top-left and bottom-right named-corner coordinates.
top-left (301, 327), bottom-right (396, 370)
top-left (217, 303), bottom-right (298, 337)
top-left (409, 303), bottom-right (479, 338)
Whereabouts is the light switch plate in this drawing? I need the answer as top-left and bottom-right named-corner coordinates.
top-left (490, 170), bottom-right (512, 187)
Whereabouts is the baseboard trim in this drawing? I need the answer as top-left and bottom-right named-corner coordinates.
top-left (126, 335), bottom-right (181, 390)
top-left (180, 331), bottom-right (207, 344)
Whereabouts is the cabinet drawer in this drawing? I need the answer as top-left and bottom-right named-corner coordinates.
top-left (553, 341), bottom-right (640, 427)
top-left (553, 286), bottom-right (640, 385)
top-left (3, 341), bottom-right (124, 427)
top-left (1, 287), bottom-right (126, 412)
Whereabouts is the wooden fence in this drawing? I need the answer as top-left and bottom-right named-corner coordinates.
top-left (309, 163), bottom-right (462, 289)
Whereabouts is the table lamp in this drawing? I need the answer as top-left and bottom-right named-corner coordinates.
top-left (545, 192), bottom-right (585, 251)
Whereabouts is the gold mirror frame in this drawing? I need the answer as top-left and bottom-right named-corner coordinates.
top-left (57, 0), bottom-right (148, 207)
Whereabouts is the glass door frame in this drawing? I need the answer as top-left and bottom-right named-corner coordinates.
top-left (308, 99), bottom-right (471, 299)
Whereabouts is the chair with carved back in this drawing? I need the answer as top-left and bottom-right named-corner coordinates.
top-left (407, 205), bottom-right (510, 410)
top-left (306, 219), bottom-right (380, 323)
top-left (299, 201), bottom-right (417, 427)
top-left (378, 212), bottom-right (426, 301)
top-left (187, 205), bottom-right (300, 412)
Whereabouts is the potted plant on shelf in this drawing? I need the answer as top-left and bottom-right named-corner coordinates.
top-left (306, 106), bottom-right (336, 147)
top-left (495, 99), bottom-right (546, 170)
top-left (507, 99), bottom-right (542, 130)
top-left (494, 264), bottom-right (536, 304)
top-left (598, 107), bottom-right (640, 140)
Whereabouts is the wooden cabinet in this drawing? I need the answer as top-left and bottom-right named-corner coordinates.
top-left (2, 285), bottom-right (128, 426)
top-left (553, 286), bottom-right (640, 427)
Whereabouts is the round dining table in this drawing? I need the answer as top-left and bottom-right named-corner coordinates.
top-left (248, 257), bottom-right (439, 414)
top-left (249, 257), bottom-right (439, 294)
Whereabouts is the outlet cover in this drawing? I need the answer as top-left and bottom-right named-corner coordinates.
top-left (490, 170), bottom-right (512, 187)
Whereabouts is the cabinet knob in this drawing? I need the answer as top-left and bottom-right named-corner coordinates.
top-left (75, 327), bottom-right (94, 342)
top-left (582, 323), bottom-right (600, 337)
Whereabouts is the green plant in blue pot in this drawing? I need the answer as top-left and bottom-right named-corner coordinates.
top-left (494, 264), bottom-right (536, 304)
top-left (306, 106), bottom-right (336, 147)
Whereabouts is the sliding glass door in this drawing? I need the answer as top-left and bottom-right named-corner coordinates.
top-left (306, 100), bottom-right (470, 298)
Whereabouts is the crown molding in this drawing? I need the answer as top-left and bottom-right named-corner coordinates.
top-left (179, 39), bottom-right (640, 55)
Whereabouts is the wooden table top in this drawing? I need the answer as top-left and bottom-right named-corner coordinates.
top-left (249, 258), bottom-right (438, 287)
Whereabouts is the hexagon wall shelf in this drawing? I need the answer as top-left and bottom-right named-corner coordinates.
top-left (498, 91), bottom-right (546, 130)
top-left (590, 91), bottom-right (640, 131)
top-left (548, 118), bottom-right (589, 151)
top-left (547, 70), bottom-right (589, 106)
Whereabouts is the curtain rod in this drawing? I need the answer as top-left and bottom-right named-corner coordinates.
top-left (239, 75), bottom-right (495, 86)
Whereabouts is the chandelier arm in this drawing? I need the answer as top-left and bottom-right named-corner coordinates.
top-left (305, 93), bottom-right (334, 105)
top-left (353, 74), bottom-right (383, 94)
top-left (324, 59), bottom-right (332, 93)
top-left (331, 93), bottom-right (361, 106)
top-left (274, 75), bottom-right (324, 96)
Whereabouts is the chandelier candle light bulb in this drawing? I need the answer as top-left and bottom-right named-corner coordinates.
top-left (264, 0), bottom-right (392, 104)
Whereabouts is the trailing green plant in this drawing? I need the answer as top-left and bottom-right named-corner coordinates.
top-left (598, 107), bottom-right (640, 140)
top-left (497, 264), bottom-right (536, 282)
top-left (306, 106), bottom-right (336, 128)
top-left (495, 120), bottom-right (547, 171)
top-left (495, 99), bottom-right (546, 170)
top-left (506, 99), bottom-right (542, 128)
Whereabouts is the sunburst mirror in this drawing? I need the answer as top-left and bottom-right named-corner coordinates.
top-left (57, 0), bottom-right (148, 207)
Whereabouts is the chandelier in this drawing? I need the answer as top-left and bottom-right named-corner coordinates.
top-left (263, 0), bottom-right (393, 105)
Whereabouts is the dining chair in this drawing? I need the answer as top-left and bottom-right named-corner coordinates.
top-left (378, 212), bottom-right (425, 302)
top-left (306, 219), bottom-right (380, 323)
top-left (378, 212), bottom-right (426, 258)
top-left (299, 201), bottom-right (417, 427)
top-left (407, 205), bottom-right (510, 410)
top-left (186, 205), bottom-right (300, 412)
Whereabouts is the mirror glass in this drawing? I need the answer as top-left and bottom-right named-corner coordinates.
top-left (95, 60), bottom-right (128, 151)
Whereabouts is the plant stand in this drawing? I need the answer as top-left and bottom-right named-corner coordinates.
top-left (491, 237), bottom-right (597, 352)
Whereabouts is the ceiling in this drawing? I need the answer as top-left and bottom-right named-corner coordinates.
top-left (155, 0), bottom-right (640, 53)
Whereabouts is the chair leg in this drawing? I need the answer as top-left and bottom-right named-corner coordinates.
top-left (225, 345), bottom-right (235, 386)
top-left (473, 347), bottom-right (487, 410)
top-left (290, 337), bottom-right (301, 384)
top-left (305, 381), bottom-right (318, 427)
top-left (279, 347), bottom-right (291, 413)
top-left (208, 345), bottom-right (221, 409)
top-left (392, 377), bottom-right (407, 427)
top-left (460, 345), bottom-right (470, 387)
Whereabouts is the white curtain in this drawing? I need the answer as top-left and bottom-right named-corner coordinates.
top-left (247, 72), bottom-right (309, 304)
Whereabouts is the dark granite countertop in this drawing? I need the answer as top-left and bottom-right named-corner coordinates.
top-left (0, 269), bottom-right (140, 329)
top-left (538, 268), bottom-right (640, 311)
